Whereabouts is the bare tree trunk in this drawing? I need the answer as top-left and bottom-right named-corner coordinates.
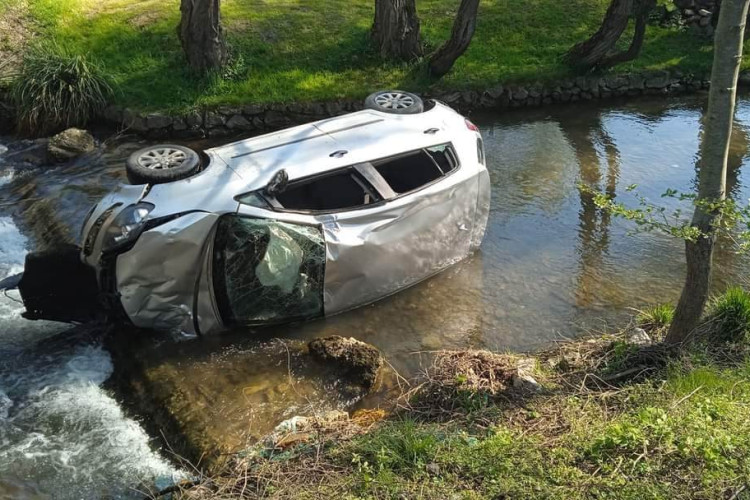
top-left (599, 0), bottom-right (655, 67)
top-left (178, 0), bottom-right (227, 72)
top-left (429, 0), bottom-right (480, 77)
top-left (372, 0), bottom-right (423, 61)
top-left (712, 0), bottom-right (750, 39)
top-left (565, 0), bottom-right (633, 69)
top-left (666, 0), bottom-right (750, 345)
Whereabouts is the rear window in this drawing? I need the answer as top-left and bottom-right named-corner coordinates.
top-left (372, 144), bottom-right (458, 195)
top-left (275, 168), bottom-right (379, 212)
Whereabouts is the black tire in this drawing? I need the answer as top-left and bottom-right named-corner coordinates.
top-left (364, 90), bottom-right (424, 115)
top-left (126, 144), bottom-right (201, 185)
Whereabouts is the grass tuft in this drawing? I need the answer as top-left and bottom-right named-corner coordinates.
top-left (706, 287), bottom-right (750, 344)
top-left (347, 419), bottom-right (441, 476)
top-left (12, 42), bottom-right (113, 136)
top-left (637, 303), bottom-right (675, 332)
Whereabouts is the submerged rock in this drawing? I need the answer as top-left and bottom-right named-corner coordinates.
top-left (308, 336), bottom-right (383, 390)
top-left (47, 128), bottom-right (95, 162)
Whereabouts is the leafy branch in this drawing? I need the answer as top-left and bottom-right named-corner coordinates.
top-left (579, 183), bottom-right (750, 251)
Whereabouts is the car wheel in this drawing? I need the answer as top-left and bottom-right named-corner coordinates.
top-left (126, 144), bottom-right (201, 185)
top-left (364, 90), bottom-right (424, 115)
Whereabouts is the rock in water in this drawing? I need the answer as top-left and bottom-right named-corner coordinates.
top-left (308, 336), bottom-right (383, 390)
top-left (47, 128), bottom-right (96, 162)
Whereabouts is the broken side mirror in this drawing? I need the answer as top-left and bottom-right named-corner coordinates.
top-left (264, 169), bottom-right (289, 197)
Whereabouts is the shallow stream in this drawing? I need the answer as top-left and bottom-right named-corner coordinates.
top-left (1, 93), bottom-right (750, 497)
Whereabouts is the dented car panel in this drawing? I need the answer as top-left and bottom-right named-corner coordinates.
top-left (319, 165), bottom-right (481, 315)
top-left (116, 212), bottom-right (219, 333)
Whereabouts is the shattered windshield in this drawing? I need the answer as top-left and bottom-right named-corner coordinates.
top-left (212, 216), bottom-right (325, 324)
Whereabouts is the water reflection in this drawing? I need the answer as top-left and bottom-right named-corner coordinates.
top-left (560, 111), bottom-right (621, 309)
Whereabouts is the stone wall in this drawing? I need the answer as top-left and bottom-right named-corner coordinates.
top-left (98, 70), bottom-right (718, 140)
top-left (674, 0), bottom-right (717, 35)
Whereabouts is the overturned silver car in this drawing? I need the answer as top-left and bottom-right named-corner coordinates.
top-left (10, 91), bottom-right (490, 335)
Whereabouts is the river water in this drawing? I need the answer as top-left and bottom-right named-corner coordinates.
top-left (1, 93), bottom-right (750, 497)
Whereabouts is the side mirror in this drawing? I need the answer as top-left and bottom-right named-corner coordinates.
top-left (264, 169), bottom-right (289, 197)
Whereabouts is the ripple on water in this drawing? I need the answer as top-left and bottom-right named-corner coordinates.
top-left (0, 215), bottom-right (182, 499)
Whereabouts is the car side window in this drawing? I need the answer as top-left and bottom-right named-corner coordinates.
top-left (372, 144), bottom-right (458, 195)
top-left (274, 168), bottom-right (379, 212)
top-left (212, 216), bottom-right (325, 325)
top-left (235, 143), bottom-right (459, 213)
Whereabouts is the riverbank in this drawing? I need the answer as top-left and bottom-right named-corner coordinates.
top-left (9, 0), bottom-right (749, 116)
top-left (173, 295), bottom-right (750, 499)
top-left (104, 69), bottom-right (720, 139)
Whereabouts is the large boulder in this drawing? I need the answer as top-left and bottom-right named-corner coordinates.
top-left (308, 336), bottom-right (383, 390)
top-left (47, 128), bottom-right (95, 162)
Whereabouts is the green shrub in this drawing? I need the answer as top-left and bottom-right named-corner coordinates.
top-left (637, 303), bottom-right (675, 332)
top-left (12, 43), bottom-right (112, 136)
top-left (707, 287), bottom-right (750, 343)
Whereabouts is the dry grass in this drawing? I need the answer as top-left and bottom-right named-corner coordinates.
top-left (429, 350), bottom-right (517, 394)
top-left (0, 0), bottom-right (35, 80)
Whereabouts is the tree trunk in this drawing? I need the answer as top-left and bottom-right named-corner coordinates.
top-left (666, 0), bottom-right (750, 345)
top-left (429, 0), bottom-right (480, 77)
top-left (372, 0), bottom-right (423, 61)
top-left (711, 0), bottom-right (750, 39)
top-left (599, 0), bottom-right (655, 67)
top-left (178, 0), bottom-right (227, 72)
top-left (565, 0), bottom-right (633, 69)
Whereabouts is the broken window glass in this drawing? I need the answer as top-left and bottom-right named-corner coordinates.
top-left (274, 168), bottom-right (379, 212)
top-left (373, 143), bottom-right (458, 194)
top-left (213, 216), bottom-right (325, 325)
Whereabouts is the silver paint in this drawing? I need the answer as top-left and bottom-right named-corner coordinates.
top-left (116, 212), bottom-right (219, 334)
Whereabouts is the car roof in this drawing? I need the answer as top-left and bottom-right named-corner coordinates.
top-left (207, 103), bottom-right (462, 191)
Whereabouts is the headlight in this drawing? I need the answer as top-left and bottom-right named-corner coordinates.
top-left (101, 202), bottom-right (155, 252)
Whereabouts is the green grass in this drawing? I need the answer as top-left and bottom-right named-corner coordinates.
top-left (323, 358), bottom-right (750, 499)
top-left (244, 354), bottom-right (750, 499)
top-left (637, 303), bottom-right (675, 332)
top-left (707, 287), bottom-right (750, 343)
top-left (18, 0), bottom-right (744, 113)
